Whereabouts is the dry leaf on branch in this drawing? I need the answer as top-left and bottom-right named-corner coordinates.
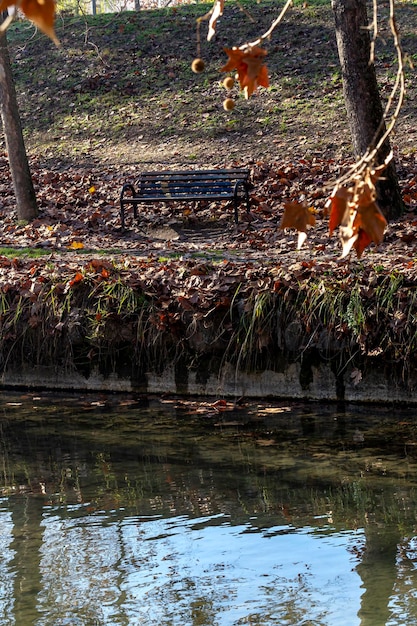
top-left (327, 168), bottom-right (387, 258)
top-left (327, 187), bottom-right (353, 236)
top-left (221, 46), bottom-right (269, 98)
top-left (280, 201), bottom-right (316, 249)
top-left (0, 0), bottom-right (59, 44)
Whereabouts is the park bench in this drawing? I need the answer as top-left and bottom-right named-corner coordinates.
top-left (119, 168), bottom-right (251, 229)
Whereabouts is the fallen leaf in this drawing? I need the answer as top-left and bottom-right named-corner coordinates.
top-left (350, 368), bottom-right (363, 386)
top-left (69, 272), bottom-right (84, 287)
top-left (256, 438), bottom-right (277, 446)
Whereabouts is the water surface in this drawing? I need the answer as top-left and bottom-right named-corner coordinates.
top-left (1, 393), bottom-right (417, 625)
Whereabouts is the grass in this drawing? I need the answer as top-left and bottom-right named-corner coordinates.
top-left (0, 246), bottom-right (126, 257)
top-left (4, 0), bottom-right (415, 165)
top-left (0, 246), bottom-right (53, 257)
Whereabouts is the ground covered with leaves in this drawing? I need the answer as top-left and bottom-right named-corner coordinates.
top-left (1, 148), bottom-right (417, 392)
top-left (1, 150), bottom-right (417, 271)
top-left (0, 1), bottom-right (416, 269)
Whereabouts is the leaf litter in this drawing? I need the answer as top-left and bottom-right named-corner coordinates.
top-left (1, 150), bottom-right (417, 266)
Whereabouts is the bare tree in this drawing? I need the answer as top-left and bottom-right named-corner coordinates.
top-left (0, 14), bottom-right (38, 222)
top-left (332, 0), bottom-right (404, 220)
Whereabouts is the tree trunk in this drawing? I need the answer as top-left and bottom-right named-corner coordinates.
top-left (332, 0), bottom-right (404, 220)
top-left (0, 25), bottom-right (38, 222)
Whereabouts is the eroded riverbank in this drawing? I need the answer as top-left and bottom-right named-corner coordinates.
top-left (1, 252), bottom-right (416, 403)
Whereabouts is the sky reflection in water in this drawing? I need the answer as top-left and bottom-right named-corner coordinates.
top-left (16, 508), bottom-right (362, 625)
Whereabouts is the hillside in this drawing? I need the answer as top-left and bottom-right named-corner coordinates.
top-left (0, 2), bottom-right (415, 255)
top-left (4, 1), bottom-right (417, 167)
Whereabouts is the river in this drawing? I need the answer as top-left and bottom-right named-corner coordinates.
top-left (1, 392), bottom-right (417, 625)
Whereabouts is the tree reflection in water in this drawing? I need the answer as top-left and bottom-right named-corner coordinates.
top-left (1, 393), bottom-right (417, 624)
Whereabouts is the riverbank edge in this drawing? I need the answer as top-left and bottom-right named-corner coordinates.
top-left (0, 359), bottom-right (415, 404)
top-left (0, 254), bottom-right (416, 403)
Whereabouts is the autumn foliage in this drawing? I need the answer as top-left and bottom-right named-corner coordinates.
top-left (327, 169), bottom-right (387, 258)
top-left (221, 46), bottom-right (269, 99)
top-left (192, 0), bottom-right (403, 258)
top-left (276, 166), bottom-right (388, 259)
top-left (0, 0), bottom-right (58, 44)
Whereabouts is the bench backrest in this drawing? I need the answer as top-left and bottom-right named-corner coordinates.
top-left (136, 169), bottom-right (249, 198)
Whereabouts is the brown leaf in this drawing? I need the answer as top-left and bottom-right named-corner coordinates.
top-left (327, 186), bottom-right (352, 236)
top-left (338, 170), bottom-right (387, 258)
top-left (353, 229), bottom-right (372, 259)
top-left (280, 201), bottom-right (316, 232)
top-left (357, 201), bottom-right (387, 246)
top-left (15, 0), bottom-right (59, 44)
top-left (221, 46), bottom-right (269, 98)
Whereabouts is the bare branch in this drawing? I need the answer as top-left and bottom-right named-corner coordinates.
top-left (235, 1), bottom-right (256, 24)
top-left (369, 0), bottom-right (378, 64)
top-left (239, 0), bottom-right (293, 50)
top-left (0, 12), bottom-right (14, 36)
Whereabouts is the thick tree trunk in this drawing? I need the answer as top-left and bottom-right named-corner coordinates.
top-left (332, 0), bottom-right (404, 220)
top-left (0, 24), bottom-right (38, 222)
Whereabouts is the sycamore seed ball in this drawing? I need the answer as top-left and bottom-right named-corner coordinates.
top-left (223, 98), bottom-right (235, 111)
top-left (191, 58), bottom-right (205, 73)
top-left (223, 76), bottom-right (235, 90)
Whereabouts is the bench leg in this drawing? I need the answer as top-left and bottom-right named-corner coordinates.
top-left (120, 202), bottom-right (126, 230)
top-left (120, 183), bottom-right (138, 230)
top-left (120, 200), bottom-right (139, 230)
top-left (233, 182), bottom-right (250, 223)
top-left (245, 186), bottom-right (250, 213)
top-left (234, 198), bottom-right (239, 224)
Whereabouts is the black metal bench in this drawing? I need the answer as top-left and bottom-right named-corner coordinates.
top-left (119, 168), bottom-right (251, 229)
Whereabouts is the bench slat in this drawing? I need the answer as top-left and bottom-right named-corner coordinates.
top-left (138, 169), bottom-right (249, 177)
top-left (139, 193), bottom-right (235, 199)
top-left (139, 184), bottom-right (235, 195)
top-left (139, 180), bottom-right (235, 186)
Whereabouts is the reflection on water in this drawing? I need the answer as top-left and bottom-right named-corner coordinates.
top-left (1, 394), bottom-right (417, 625)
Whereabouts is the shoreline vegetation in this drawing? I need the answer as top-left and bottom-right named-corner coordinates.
top-left (1, 251), bottom-right (417, 402)
top-left (0, 2), bottom-right (416, 400)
